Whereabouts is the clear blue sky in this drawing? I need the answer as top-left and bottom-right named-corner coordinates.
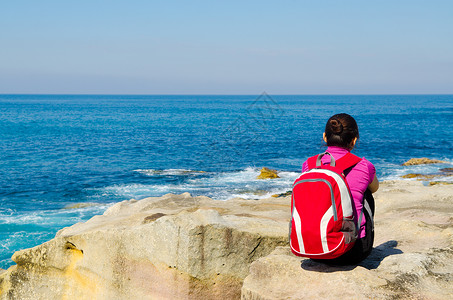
top-left (1, 0), bottom-right (452, 94)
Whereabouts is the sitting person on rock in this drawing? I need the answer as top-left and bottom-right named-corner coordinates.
top-left (301, 113), bottom-right (379, 264)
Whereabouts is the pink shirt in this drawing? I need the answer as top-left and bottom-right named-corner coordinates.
top-left (302, 146), bottom-right (376, 238)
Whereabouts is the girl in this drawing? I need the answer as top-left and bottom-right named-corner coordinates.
top-left (303, 113), bottom-right (379, 264)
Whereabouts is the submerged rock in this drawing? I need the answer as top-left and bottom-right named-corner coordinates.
top-left (429, 181), bottom-right (453, 186)
top-left (256, 167), bottom-right (279, 179)
top-left (271, 191), bottom-right (292, 198)
top-left (236, 189), bottom-right (270, 196)
top-left (400, 173), bottom-right (453, 185)
top-left (401, 173), bottom-right (438, 179)
top-left (402, 158), bottom-right (447, 166)
top-left (63, 202), bottom-right (99, 209)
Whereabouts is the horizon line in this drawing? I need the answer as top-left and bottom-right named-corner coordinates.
top-left (1, 93), bottom-right (453, 96)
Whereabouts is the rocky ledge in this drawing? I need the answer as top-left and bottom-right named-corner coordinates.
top-left (1, 181), bottom-right (452, 299)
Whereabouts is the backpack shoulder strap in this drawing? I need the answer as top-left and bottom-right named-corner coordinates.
top-left (335, 152), bottom-right (362, 172)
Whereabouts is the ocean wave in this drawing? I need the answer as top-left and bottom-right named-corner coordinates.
top-left (133, 169), bottom-right (207, 176)
top-left (99, 167), bottom-right (300, 201)
top-left (0, 204), bottom-right (110, 226)
top-left (118, 163), bottom-right (453, 202)
top-left (380, 160), bottom-right (453, 182)
top-left (0, 203), bottom-right (112, 269)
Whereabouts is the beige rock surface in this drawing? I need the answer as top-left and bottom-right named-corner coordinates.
top-left (1, 181), bottom-right (452, 300)
top-left (0, 192), bottom-right (289, 300)
top-left (241, 181), bottom-right (453, 300)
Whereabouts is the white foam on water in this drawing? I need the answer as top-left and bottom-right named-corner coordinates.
top-left (134, 169), bottom-right (208, 176)
top-left (0, 231), bottom-right (48, 266)
top-left (99, 167), bottom-right (300, 201)
top-left (0, 203), bottom-right (113, 269)
top-left (110, 161), bottom-right (453, 203)
top-left (0, 204), bottom-right (110, 226)
top-left (380, 161), bottom-right (453, 182)
top-left (0, 231), bottom-right (44, 250)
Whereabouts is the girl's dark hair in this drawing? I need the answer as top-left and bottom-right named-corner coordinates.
top-left (324, 113), bottom-right (359, 148)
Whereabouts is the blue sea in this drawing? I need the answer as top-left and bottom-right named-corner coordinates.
top-left (1, 94), bottom-right (452, 268)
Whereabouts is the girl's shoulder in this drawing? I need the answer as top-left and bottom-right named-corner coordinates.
top-left (302, 153), bottom-right (376, 176)
top-left (356, 157), bottom-right (376, 173)
top-left (351, 157), bottom-right (376, 184)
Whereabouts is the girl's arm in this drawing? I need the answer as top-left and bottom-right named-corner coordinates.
top-left (368, 175), bottom-right (379, 193)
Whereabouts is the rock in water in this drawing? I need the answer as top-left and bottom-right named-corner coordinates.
top-left (429, 181), bottom-right (453, 186)
top-left (271, 191), bottom-right (292, 198)
top-left (63, 202), bottom-right (99, 209)
top-left (400, 173), bottom-right (437, 179)
top-left (257, 167), bottom-right (279, 179)
top-left (402, 158), bottom-right (446, 166)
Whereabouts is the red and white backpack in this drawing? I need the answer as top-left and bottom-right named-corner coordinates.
top-left (289, 152), bottom-right (362, 259)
